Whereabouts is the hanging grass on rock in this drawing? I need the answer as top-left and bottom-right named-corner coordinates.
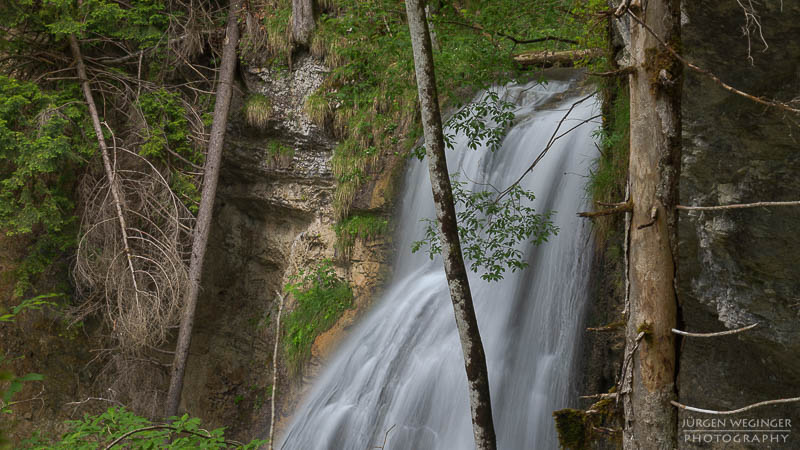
top-left (243, 94), bottom-right (273, 128)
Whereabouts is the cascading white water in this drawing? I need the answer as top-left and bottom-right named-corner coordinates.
top-left (281, 76), bottom-right (599, 450)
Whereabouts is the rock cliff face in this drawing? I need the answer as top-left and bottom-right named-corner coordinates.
top-left (678, 2), bottom-right (800, 447)
top-left (178, 54), bottom-right (395, 439)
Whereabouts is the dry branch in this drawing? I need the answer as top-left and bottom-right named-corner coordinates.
top-left (671, 397), bottom-right (800, 415)
top-left (672, 323), bottom-right (758, 337)
top-left (677, 201), bottom-right (800, 211)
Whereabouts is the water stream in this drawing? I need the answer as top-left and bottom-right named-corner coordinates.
top-left (281, 76), bottom-right (599, 449)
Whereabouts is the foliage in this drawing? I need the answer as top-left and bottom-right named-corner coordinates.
top-left (0, 294), bottom-right (60, 444)
top-left (0, 76), bottom-right (90, 295)
top-left (587, 78), bottom-right (630, 241)
top-left (588, 83), bottom-right (629, 203)
top-left (553, 408), bottom-right (589, 449)
top-left (255, 0), bottom-right (602, 221)
top-left (0, 293), bottom-right (61, 323)
top-left (334, 214), bottom-right (389, 257)
top-left (266, 140), bottom-right (294, 157)
top-left (283, 260), bottom-right (353, 374)
top-left (19, 406), bottom-right (266, 449)
top-left (413, 179), bottom-right (558, 282)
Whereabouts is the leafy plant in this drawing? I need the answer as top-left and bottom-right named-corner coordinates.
top-left (413, 179), bottom-right (558, 282)
top-left (283, 260), bottom-right (353, 374)
top-left (20, 406), bottom-right (266, 449)
top-left (334, 214), bottom-right (389, 257)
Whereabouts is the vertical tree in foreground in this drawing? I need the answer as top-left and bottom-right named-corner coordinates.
top-left (404, 0), bottom-right (497, 448)
top-left (622, 0), bottom-right (681, 448)
top-left (165, 0), bottom-right (242, 418)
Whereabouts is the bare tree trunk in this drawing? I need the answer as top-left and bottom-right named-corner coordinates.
top-left (291, 0), bottom-right (316, 48)
top-left (268, 292), bottom-right (285, 450)
top-left (403, 1), bottom-right (496, 449)
top-left (622, 0), bottom-right (681, 448)
top-left (68, 34), bottom-right (140, 313)
top-left (164, 0), bottom-right (241, 418)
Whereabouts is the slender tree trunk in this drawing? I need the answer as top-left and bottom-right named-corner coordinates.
top-left (291, 0), bottom-right (316, 47)
top-left (69, 34), bottom-right (140, 314)
top-left (268, 292), bottom-right (285, 450)
top-left (164, 0), bottom-right (241, 418)
top-left (403, 1), bottom-right (496, 449)
top-left (622, 0), bottom-right (681, 448)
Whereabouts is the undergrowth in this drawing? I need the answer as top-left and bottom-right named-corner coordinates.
top-left (587, 77), bottom-right (630, 241)
top-left (283, 260), bottom-right (353, 375)
top-left (334, 214), bottom-right (389, 259)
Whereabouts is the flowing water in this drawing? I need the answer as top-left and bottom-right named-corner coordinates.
top-left (281, 76), bottom-right (599, 449)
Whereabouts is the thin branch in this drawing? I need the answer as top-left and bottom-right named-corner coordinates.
top-left (671, 397), bottom-right (800, 415)
top-left (625, 9), bottom-right (800, 114)
top-left (435, 18), bottom-right (579, 45)
top-left (672, 323), bottom-right (758, 337)
top-left (69, 35), bottom-right (141, 313)
top-left (498, 93), bottom-right (598, 200)
top-left (588, 67), bottom-right (635, 77)
top-left (580, 392), bottom-right (618, 400)
top-left (373, 424), bottom-right (397, 449)
top-left (677, 201), bottom-right (800, 211)
top-left (103, 424), bottom-right (244, 449)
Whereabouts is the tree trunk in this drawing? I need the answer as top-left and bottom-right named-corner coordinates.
top-left (164, 0), bottom-right (241, 418)
top-left (291, 0), bottom-right (316, 47)
top-left (403, 1), bottom-right (497, 449)
top-left (622, 0), bottom-right (681, 448)
top-left (68, 34), bottom-right (140, 313)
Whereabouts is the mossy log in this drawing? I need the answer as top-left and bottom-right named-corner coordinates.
top-left (513, 48), bottom-right (603, 67)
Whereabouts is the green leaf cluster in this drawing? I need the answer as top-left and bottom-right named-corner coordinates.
top-left (283, 260), bottom-right (353, 374)
top-left (20, 406), bottom-right (266, 449)
top-left (413, 179), bottom-right (559, 282)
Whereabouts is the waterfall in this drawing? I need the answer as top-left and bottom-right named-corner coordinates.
top-left (281, 76), bottom-right (599, 449)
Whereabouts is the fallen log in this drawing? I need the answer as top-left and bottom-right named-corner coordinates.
top-left (514, 48), bottom-right (603, 68)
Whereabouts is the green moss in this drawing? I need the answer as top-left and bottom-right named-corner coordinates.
top-left (553, 408), bottom-right (589, 449)
top-left (636, 321), bottom-right (653, 341)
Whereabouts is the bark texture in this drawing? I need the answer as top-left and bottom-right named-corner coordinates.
top-left (622, 0), bottom-right (682, 448)
top-left (165, 0), bottom-right (241, 418)
top-left (403, 1), bottom-right (497, 448)
top-left (291, 0), bottom-right (316, 47)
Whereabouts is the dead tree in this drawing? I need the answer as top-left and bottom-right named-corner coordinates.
top-left (621, 0), bottom-right (681, 448)
top-left (291, 0), bottom-right (316, 48)
top-left (404, 0), bottom-right (497, 448)
top-left (165, 0), bottom-right (241, 418)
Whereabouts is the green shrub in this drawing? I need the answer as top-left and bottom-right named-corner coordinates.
top-left (283, 260), bottom-right (353, 374)
top-left (19, 406), bottom-right (265, 449)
